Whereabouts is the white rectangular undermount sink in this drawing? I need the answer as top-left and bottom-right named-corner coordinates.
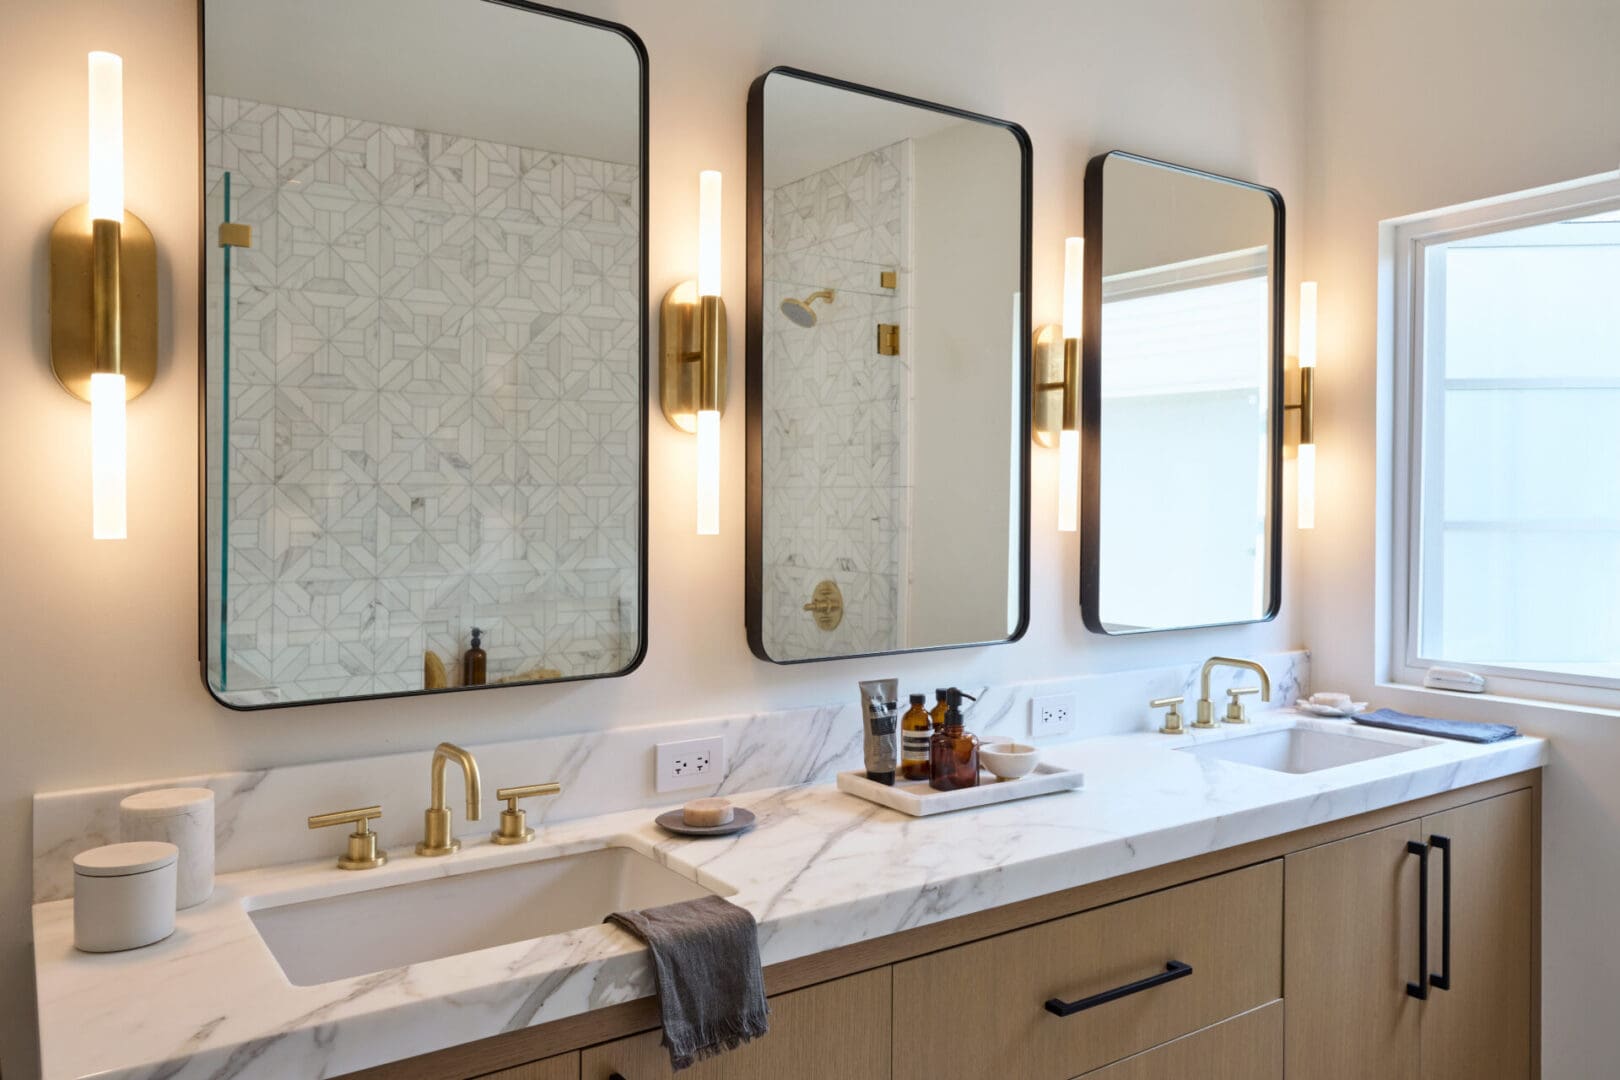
top-left (249, 847), bottom-right (720, 986)
top-left (1177, 725), bottom-right (1436, 774)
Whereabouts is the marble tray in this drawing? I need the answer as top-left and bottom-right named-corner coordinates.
top-left (836, 763), bottom-right (1084, 815)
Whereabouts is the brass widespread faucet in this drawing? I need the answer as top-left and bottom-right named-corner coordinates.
top-left (417, 742), bottom-right (482, 856)
top-left (1195, 657), bottom-right (1272, 728)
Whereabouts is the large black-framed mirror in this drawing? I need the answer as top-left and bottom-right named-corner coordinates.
top-left (1081, 151), bottom-right (1284, 635)
top-left (198, 0), bottom-right (648, 708)
top-left (745, 67), bottom-right (1032, 664)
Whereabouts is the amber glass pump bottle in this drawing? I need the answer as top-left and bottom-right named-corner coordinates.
top-left (900, 693), bottom-right (932, 781)
top-left (929, 688), bottom-right (980, 791)
top-left (463, 627), bottom-right (487, 686)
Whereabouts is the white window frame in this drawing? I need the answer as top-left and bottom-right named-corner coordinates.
top-left (1387, 170), bottom-right (1620, 709)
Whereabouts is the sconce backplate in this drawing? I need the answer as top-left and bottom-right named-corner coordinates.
top-left (1031, 323), bottom-right (1064, 448)
top-left (659, 279), bottom-right (728, 433)
top-left (49, 204), bottom-right (157, 402)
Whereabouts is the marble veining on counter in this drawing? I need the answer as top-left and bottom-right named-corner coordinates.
top-left (31, 652), bottom-right (1307, 903)
top-left (34, 706), bottom-right (1541, 1080)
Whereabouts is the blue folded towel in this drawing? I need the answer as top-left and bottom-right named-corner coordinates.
top-left (1353, 708), bottom-right (1518, 744)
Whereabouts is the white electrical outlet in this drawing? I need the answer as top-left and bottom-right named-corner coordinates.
top-left (1031, 693), bottom-right (1079, 737)
top-left (655, 736), bottom-right (726, 793)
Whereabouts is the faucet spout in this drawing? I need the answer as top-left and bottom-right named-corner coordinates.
top-left (429, 742), bottom-right (482, 819)
top-left (417, 742), bottom-right (482, 856)
top-left (1196, 657), bottom-right (1271, 727)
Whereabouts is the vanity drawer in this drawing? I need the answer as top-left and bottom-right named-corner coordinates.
top-left (891, 860), bottom-right (1282, 1080)
top-left (1079, 1001), bottom-right (1282, 1080)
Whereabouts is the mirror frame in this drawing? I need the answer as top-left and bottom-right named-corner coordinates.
top-left (194, 0), bottom-right (651, 709)
top-left (743, 66), bottom-right (1033, 665)
top-left (1079, 150), bottom-right (1285, 636)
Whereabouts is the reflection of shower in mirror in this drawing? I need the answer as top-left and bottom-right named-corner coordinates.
top-left (780, 288), bottom-right (836, 327)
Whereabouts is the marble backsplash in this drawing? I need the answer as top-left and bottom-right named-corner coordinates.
top-left (32, 650), bottom-right (1306, 902)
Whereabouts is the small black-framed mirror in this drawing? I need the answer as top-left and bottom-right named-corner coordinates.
top-left (199, 0), bottom-right (649, 708)
top-left (745, 67), bottom-right (1032, 664)
top-left (1081, 151), bottom-right (1284, 635)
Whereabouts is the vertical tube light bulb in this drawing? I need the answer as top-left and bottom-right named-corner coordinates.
top-left (1057, 237), bottom-right (1084, 532)
top-left (88, 51), bottom-right (124, 223)
top-left (1060, 236), bottom-right (1084, 341)
top-left (697, 170), bottom-right (722, 298)
top-left (1297, 281), bottom-right (1317, 530)
top-left (88, 51), bottom-right (127, 539)
top-left (695, 171), bottom-right (722, 534)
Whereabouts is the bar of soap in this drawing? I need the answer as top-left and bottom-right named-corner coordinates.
top-left (682, 798), bottom-right (735, 828)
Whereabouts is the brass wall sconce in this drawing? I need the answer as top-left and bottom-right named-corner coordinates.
top-left (1032, 237), bottom-right (1083, 532)
top-left (660, 170), bottom-right (727, 535)
top-left (1289, 281), bottom-right (1317, 530)
top-left (49, 52), bottom-right (155, 541)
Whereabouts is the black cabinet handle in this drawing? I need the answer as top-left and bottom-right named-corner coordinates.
top-left (1429, 834), bottom-right (1452, 991)
top-left (1044, 960), bottom-right (1193, 1017)
top-left (1406, 838), bottom-right (1430, 1000)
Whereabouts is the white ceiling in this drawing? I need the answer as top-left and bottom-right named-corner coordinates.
top-left (205, 0), bottom-right (640, 164)
top-left (762, 72), bottom-right (969, 188)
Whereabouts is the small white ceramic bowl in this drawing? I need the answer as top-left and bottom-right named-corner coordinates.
top-left (979, 742), bottom-right (1040, 780)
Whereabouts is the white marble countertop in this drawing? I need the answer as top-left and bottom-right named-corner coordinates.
top-left (33, 712), bottom-right (1546, 1080)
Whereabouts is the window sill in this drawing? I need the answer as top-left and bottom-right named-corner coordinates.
top-left (1376, 679), bottom-right (1620, 722)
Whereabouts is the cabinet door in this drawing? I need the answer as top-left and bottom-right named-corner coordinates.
top-left (479, 1053), bottom-right (578, 1079)
top-left (1285, 819), bottom-right (1423, 1080)
top-left (1080, 1001), bottom-right (1282, 1080)
top-left (1420, 789), bottom-right (1535, 1080)
top-left (579, 967), bottom-right (889, 1080)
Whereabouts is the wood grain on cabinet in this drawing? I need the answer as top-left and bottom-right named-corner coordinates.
top-left (477, 1053), bottom-right (578, 1080)
top-left (1284, 818), bottom-right (1423, 1080)
top-left (1080, 1000), bottom-right (1282, 1080)
top-left (579, 967), bottom-right (890, 1080)
top-left (1420, 790), bottom-right (1535, 1080)
top-left (892, 861), bottom-right (1282, 1080)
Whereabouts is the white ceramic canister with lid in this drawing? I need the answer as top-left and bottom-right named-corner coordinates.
top-left (120, 787), bottom-right (214, 908)
top-left (73, 841), bottom-right (178, 953)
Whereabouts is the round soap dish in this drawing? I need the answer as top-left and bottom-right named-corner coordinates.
top-left (655, 807), bottom-right (757, 838)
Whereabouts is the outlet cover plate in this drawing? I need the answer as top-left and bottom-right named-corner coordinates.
top-left (1031, 693), bottom-right (1078, 737)
top-left (656, 736), bottom-right (726, 793)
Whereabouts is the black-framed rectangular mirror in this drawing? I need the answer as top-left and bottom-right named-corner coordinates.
top-left (745, 67), bottom-right (1032, 664)
top-left (199, 0), bottom-right (648, 708)
top-left (1081, 151), bottom-right (1284, 635)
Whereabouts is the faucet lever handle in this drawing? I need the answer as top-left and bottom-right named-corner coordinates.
top-left (1149, 696), bottom-right (1186, 735)
top-left (492, 782), bottom-right (562, 845)
top-left (1225, 686), bottom-right (1260, 723)
top-left (307, 806), bottom-right (387, 870)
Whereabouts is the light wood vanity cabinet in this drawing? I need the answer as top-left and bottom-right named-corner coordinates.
top-left (891, 860), bottom-right (1281, 1080)
top-left (477, 1055), bottom-right (579, 1080)
top-left (366, 773), bottom-right (1537, 1080)
top-left (1082, 1001), bottom-right (1284, 1080)
top-left (579, 967), bottom-right (890, 1080)
top-left (1285, 789), bottom-right (1537, 1080)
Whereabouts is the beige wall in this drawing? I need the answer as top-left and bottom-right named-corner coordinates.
top-left (1301, 1), bottom-right (1620, 1075)
top-left (0, 1), bottom-right (1306, 1073)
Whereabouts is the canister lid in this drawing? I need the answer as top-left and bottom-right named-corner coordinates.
top-left (73, 841), bottom-right (178, 878)
top-left (120, 787), bottom-right (214, 819)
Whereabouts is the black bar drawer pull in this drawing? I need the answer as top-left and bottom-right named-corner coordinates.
top-left (1406, 838), bottom-right (1430, 1000)
top-left (1429, 834), bottom-right (1453, 991)
top-left (1044, 960), bottom-right (1193, 1017)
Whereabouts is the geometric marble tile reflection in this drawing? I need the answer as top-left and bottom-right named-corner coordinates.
top-left (762, 141), bottom-right (910, 659)
top-left (206, 95), bottom-right (640, 702)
